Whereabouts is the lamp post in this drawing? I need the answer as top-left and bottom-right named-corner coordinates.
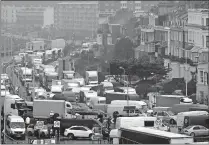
top-left (119, 67), bottom-right (129, 116)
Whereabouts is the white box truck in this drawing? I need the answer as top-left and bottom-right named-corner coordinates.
top-left (85, 71), bottom-right (98, 85)
top-left (33, 100), bottom-right (73, 119)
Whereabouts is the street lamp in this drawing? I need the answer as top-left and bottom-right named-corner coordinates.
top-left (119, 66), bottom-right (129, 117)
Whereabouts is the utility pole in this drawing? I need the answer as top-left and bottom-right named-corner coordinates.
top-left (183, 27), bottom-right (188, 97)
top-left (0, 1), bottom-right (2, 143)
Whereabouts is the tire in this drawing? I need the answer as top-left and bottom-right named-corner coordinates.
top-left (21, 136), bottom-right (25, 140)
top-left (67, 133), bottom-right (74, 140)
top-left (190, 133), bottom-right (195, 137)
top-left (28, 131), bottom-right (33, 136)
top-left (170, 119), bottom-right (176, 125)
top-left (89, 133), bottom-right (93, 140)
top-left (41, 132), bottom-right (45, 138)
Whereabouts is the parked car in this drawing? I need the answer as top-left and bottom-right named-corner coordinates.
top-left (183, 125), bottom-right (209, 137)
top-left (154, 111), bottom-right (177, 125)
top-left (27, 124), bottom-right (50, 138)
top-left (64, 126), bottom-right (94, 140)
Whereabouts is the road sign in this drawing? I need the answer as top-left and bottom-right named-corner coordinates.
top-left (36, 121), bottom-right (44, 130)
top-left (54, 121), bottom-right (60, 128)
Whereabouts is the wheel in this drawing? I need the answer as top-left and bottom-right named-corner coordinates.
top-left (40, 132), bottom-right (45, 138)
top-left (21, 136), bottom-right (25, 140)
top-left (28, 131), bottom-right (33, 136)
top-left (190, 132), bottom-right (195, 137)
top-left (67, 133), bottom-right (74, 140)
top-left (170, 119), bottom-right (176, 125)
top-left (89, 133), bottom-right (93, 140)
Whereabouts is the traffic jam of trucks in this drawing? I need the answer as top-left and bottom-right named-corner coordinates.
top-left (1, 39), bottom-right (209, 144)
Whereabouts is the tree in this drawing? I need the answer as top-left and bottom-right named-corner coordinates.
top-left (113, 37), bottom-right (134, 60)
top-left (110, 56), bottom-right (170, 87)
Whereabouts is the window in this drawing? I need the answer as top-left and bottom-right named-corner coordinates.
top-left (206, 36), bottom-right (209, 47)
top-left (206, 18), bottom-right (209, 26)
top-left (79, 127), bottom-right (87, 131)
top-left (204, 72), bottom-right (208, 85)
top-left (200, 91), bottom-right (204, 100)
top-left (200, 71), bottom-right (204, 83)
top-left (193, 126), bottom-right (200, 130)
top-left (202, 18), bottom-right (204, 25)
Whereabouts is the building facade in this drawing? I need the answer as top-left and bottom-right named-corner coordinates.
top-left (187, 9), bottom-right (209, 49)
top-left (196, 61), bottom-right (209, 105)
top-left (1, 5), bottom-right (23, 29)
top-left (98, 1), bottom-right (120, 17)
top-left (54, 1), bottom-right (99, 39)
top-left (16, 6), bottom-right (54, 29)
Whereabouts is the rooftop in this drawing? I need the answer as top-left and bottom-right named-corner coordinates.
top-left (58, 1), bottom-right (98, 5)
top-left (122, 126), bottom-right (192, 138)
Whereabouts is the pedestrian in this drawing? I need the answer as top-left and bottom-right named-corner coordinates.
top-left (25, 116), bottom-right (30, 128)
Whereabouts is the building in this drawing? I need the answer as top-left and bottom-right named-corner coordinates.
top-left (157, 2), bottom-right (177, 16)
top-left (98, 1), bottom-right (120, 17)
top-left (187, 9), bottom-right (209, 49)
top-left (16, 6), bottom-right (54, 29)
top-left (196, 61), bottom-right (209, 105)
top-left (120, 1), bottom-right (142, 12)
top-left (54, 1), bottom-right (99, 39)
top-left (1, 5), bottom-right (23, 29)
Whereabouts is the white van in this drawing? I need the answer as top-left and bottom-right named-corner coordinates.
top-left (5, 115), bottom-right (26, 139)
top-left (89, 96), bottom-right (106, 107)
top-left (80, 90), bottom-right (97, 106)
top-left (177, 111), bottom-right (208, 130)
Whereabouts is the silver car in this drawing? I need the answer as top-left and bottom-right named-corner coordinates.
top-left (183, 125), bottom-right (209, 137)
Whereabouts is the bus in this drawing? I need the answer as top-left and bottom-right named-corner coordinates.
top-left (119, 126), bottom-right (194, 144)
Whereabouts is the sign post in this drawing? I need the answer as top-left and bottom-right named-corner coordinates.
top-left (54, 120), bottom-right (60, 144)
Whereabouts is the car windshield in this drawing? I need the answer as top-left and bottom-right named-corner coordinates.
top-left (167, 111), bottom-right (175, 116)
top-left (89, 77), bottom-right (97, 81)
top-left (11, 122), bottom-right (25, 128)
top-left (185, 126), bottom-right (193, 130)
top-left (105, 87), bottom-right (113, 90)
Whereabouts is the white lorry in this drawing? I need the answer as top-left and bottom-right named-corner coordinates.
top-left (4, 94), bottom-right (30, 117)
top-left (85, 71), bottom-right (98, 85)
top-left (33, 100), bottom-right (73, 119)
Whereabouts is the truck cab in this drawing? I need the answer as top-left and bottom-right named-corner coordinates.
top-left (41, 71), bottom-right (59, 91)
top-left (80, 90), bottom-right (97, 106)
top-left (4, 95), bottom-right (31, 117)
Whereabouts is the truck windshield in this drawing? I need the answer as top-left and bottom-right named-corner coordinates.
top-left (16, 101), bottom-right (27, 109)
top-left (98, 100), bottom-right (106, 104)
top-left (25, 74), bottom-right (32, 78)
top-left (10, 122), bottom-right (25, 128)
top-left (89, 77), bottom-right (97, 81)
top-left (47, 76), bottom-right (58, 82)
top-left (67, 83), bottom-right (80, 87)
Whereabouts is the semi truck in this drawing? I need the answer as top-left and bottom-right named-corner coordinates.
top-left (19, 67), bottom-right (33, 84)
top-left (3, 94), bottom-right (31, 117)
top-left (85, 71), bottom-right (98, 85)
top-left (33, 100), bottom-right (73, 119)
top-left (39, 71), bottom-right (59, 91)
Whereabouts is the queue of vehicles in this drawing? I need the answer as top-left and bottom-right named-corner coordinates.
top-left (1, 41), bottom-right (209, 144)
